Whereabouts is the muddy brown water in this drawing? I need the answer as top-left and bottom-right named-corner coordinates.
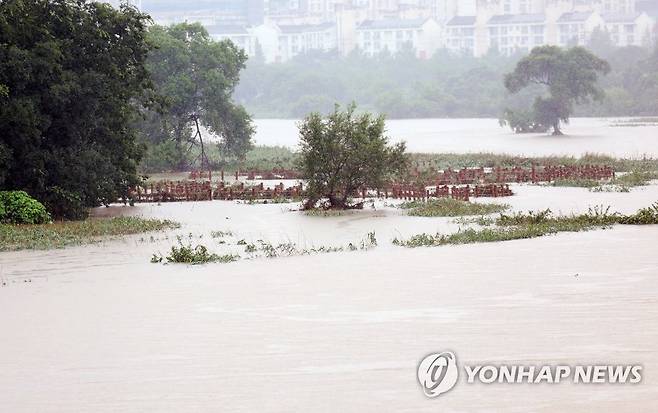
top-left (1, 121), bottom-right (658, 412)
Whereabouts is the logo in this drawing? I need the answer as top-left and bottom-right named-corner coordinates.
top-left (417, 350), bottom-right (643, 399)
top-left (417, 351), bottom-right (459, 398)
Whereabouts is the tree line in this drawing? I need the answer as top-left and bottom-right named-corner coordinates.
top-left (234, 37), bottom-right (658, 119)
top-left (0, 1), bottom-right (253, 219)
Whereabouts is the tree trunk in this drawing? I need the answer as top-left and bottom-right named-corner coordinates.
top-left (552, 122), bottom-right (563, 136)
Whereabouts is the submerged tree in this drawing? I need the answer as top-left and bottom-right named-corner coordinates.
top-left (140, 23), bottom-right (254, 171)
top-left (298, 105), bottom-right (408, 210)
top-left (0, 0), bottom-right (153, 219)
top-left (504, 46), bottom-right (610, 135)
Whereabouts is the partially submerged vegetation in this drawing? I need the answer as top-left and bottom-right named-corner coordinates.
top-left (400, 198), bottom-right (509, 217)
top-left (409, 152), bottom-right (658, 173)
top-left (393, 203), bottom-right (658, 248)
top-left (153, 231), bottom-right (378, 264)
top-left (0, 217), bottom-right (180, 252)
top-left (549, 169), bottom-right (658, 191)
top-left (151, 243), bottom-right (239, 265)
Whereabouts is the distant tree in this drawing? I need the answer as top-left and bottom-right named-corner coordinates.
top-left (298, 105), bottom-right (408, 210)
top-left (504, 46), bottom-right (610, 135)
top-left (141, 23), bottom-right (254, 171)
top-left (0, 0), bottom-right (153, 219)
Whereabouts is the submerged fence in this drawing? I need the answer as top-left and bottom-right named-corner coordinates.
top-left (130, 164), bottom-right (614, 204)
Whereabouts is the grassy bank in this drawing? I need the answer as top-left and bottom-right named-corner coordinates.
top-left (393, 204), bottom-right (658, 248)
top-left (0, 217), bottom-right (180, 251)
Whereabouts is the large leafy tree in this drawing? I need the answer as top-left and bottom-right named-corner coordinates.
top-left (140, 23), bottom-right (254, 171)
top-left (298, 105), bottom-right (408, 210)
top-left (504, 46), bottom-right (610, 135)
top-left (0, 0), bottom-right (153, 219)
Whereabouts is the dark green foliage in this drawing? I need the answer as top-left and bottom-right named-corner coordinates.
top-left (0, 0), bottom-right (153, 219)
top-left (298, 104), bottom-right (408, 209)
top-left (504, 46), bottom-right (610, 135)
top-left (139, 23), bottom-right (254, 171)
top-left (0, 191), bottom-right (51, 224)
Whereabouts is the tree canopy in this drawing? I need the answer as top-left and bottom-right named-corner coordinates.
top-left (0, 0), bottom-right (153, 219)
top-left (298, 105), bottom-right (408, 210)
top-left (139, 23), bottom-right (254, 172)
top-left (503, 46), bottom-right (610, 135)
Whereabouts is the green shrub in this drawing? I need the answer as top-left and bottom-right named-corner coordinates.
top-left (0, 191), bottom-right (51, 224)
top-left (157, 242), bottom-right (239, 264)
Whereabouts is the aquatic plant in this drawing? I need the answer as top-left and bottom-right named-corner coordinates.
top-left (158, 242), bottom-right (239, 265)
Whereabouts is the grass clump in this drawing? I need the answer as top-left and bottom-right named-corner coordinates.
top-left (393, 225), bottom-right (560, 247)
top-left (400, 198), bottom-right (509, 217)
top-left (0, 217), bottom-right (180, 251)
top-left (550, 179), bottom-right (601, 188)
top-left (152, 242), bottom-right (239, 264)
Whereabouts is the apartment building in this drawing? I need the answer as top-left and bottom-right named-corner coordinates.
top-left (556, 11), bottom-right (606, 46)
top-left (147, 0), bottom-right (655, 62)
top-left (208, 25), bottom-right (256, 56)
top-left (445, 16), bottom-right (478, 55)
top-left (277, 22), bottom-right (338, 60)
top-left (488, 14), bottom-right (546, 55)
top-left (355, 17), bottom-right (442, 57)
top-left (602, 11), bottom-right (655, 46)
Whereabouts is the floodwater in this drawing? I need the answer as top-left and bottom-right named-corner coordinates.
top-left (2, 122), bottom-right (658, 412)
top-left (253, 117), bottom-right (658, 157)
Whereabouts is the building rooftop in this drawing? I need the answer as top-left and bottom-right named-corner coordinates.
top-left (357, 18), bottom-right (430, 30)
top-left (557, 12), bottom-right (595, 23)
top-left (446, 16), bottom-right (476, 26)
top-left (488, 14), bottom-right (546, 25)
top-left (278, 22), bottom-right (335, 34)
top-left (601, 12), bottom-right (642, 23)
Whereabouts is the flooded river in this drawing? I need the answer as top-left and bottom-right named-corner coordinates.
top-left (1, 121), bottom-right (658, 412)
top-left (254, 117), bottom-right (658, 157)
